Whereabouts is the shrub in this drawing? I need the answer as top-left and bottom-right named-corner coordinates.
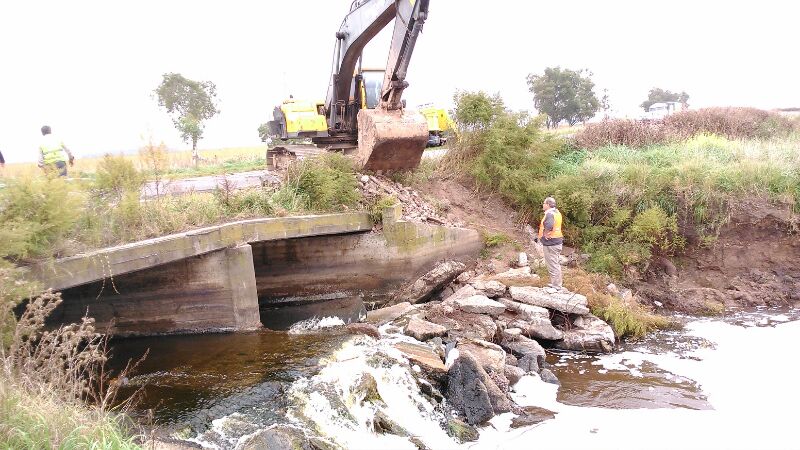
top-left (0, 177), bottom-right (83, 260)
top-left (93, 154), bottom-right (144, 200)
top-left (283, 153), bottom-right (361, 211)
top-left (368, 195), bottom-right (398, 224)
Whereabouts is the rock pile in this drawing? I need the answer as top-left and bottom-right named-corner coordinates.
top-left (368, 266), bottom-right (616, 427)
top-left (358, 174), bottom-right (463, 227)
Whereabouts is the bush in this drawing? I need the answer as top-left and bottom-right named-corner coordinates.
top-left (368, 195), bottom-right (398, 224)
top-left (93, 154), bottom-right (144, 200)
top-left (0, 177), bottom-right (83, 260)
top-left (283, 153), bottom-right (361, 211)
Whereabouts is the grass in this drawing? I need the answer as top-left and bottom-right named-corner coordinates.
top-left (0, 152), bottom-right (362, 261)
top-left (0, 145), bottom-right (267, 181)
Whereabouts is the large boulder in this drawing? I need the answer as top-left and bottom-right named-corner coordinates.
top-left (491, 266), bottom-right (540, 286)
top-left (392, 261), bottom-right (466, 304)
top-left (426, 305), bottom-right (498, 341)
top-left (509, 286), bottom-right (590, 315)
top-left (554, 314), bottom-right (615, 353)
top-left (509, 318), bottom-right (564, 341)
top-left (366, 302), bottom-right (416, 325)
top-left (442, 284), bottom-right (479, 306)
top-left (516, 354), bottom-right (540, 373)
top-left (470, 280), bottom-right (507, 298)
top-left (446, 351), bottom-right (513, 425)
top-left (498, 298), bottom-right (549, 321)
top-left (504, 365), bottom-right (525, 386)
top-left (405, 316), bottom-right (448, 341)
top-left (456, 339), bottom-right (506, 375)
top-left (500, 334), bottom-right (546, 362)
top-left (455, 295), bottom-right (506, 316)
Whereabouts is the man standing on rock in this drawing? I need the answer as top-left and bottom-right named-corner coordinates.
top-left (536, 197), bottom-right (564, 288)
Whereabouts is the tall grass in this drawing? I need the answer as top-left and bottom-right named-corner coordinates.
top-left (0, 291), bottom-right (140, 448)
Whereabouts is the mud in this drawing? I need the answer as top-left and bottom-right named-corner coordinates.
top-left (638, 201), bottom-right (800, 313)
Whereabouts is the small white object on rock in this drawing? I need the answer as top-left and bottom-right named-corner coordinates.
top-left (606, 283), bottom-right (619, 296)
top-left (360, 175), bottom-right (370, 184)
top-left (518, 252), bottom-right (529, 267)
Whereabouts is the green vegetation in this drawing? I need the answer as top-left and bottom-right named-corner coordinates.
top-left (527, 67), bottom-right (599, 128)
top-left (369, 195), bottom-right (399, 224)
top-left (0, 152), bottom-right (363, 261)
top-left (1, 292), bottom-right (140, 448)
top-left (155, 73), bottom-right (219, 165)
top-left (640, 87), bottom-right (689, 111)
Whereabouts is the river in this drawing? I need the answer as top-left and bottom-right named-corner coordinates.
top-left (109, 306), bottom-right (800, 449)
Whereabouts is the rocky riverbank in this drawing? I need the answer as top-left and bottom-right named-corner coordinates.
top-left (351, 263), bottom-right (615, 436)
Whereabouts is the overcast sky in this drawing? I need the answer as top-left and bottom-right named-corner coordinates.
top-left (1, 0), bottom-right (797, 162)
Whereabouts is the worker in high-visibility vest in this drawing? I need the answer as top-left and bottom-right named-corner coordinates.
top-left (535, 196), bottom-right (564, 288)
top-left (38, 125), bottom-right (74, 177)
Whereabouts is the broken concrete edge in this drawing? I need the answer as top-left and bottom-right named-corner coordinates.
top-left (28, 212), bottom-right (373, 292)
top-left (381, 203), bottom-right (482, 256)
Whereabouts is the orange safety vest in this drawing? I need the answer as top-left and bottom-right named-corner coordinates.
top-left (538, 208), bottom-right (563, 239)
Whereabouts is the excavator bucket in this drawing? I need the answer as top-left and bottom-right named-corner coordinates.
top-left (356, 108), bottom-right (429, 171)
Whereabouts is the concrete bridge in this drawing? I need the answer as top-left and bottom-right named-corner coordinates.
top-left (31, 205), bottom-right (481, 336)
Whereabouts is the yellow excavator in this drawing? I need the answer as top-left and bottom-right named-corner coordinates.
top-left (267, 0), bottom-right (431, 171)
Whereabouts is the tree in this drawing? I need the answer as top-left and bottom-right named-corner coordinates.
top-left (452, 90), bottom-right (506, 131)
top-left (600, 88), bottom-right (612, 119)
top-left (155, 73), bottom-right (219, 165)
top-left (640, 88), bottom-right (689, 111)
top-left (527, 67), bottom-right (599, 128)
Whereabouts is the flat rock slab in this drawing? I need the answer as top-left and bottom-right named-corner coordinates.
top-left (405, 317), bottom-right (447, 341)
top-left (491, 266), bottom-right (541, 287)
top-left (510, 406), bottom-right (557, 428)
top-left (510, 286), bottom-right (590, 315)
top-left (394, 342), bottom-right (446, 376)
top-left (470, 280), bottom-right (507, 298)
top-left (443, 284), bottom-right (478, 306)
top-left (394, 260), bottom-right (466, 304)
top-left (455, 295), bottom-right (506, 316)
top-left (367, 302), bottom-right (415, 325)
top-left (345, 323), bottom-right (381, 339)
top-left (425, 307), bottom-right (498, 341)
top-left (498, 298), bottom-right (549, 320)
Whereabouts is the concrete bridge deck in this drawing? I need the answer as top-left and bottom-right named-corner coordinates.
top-left (28, 207), bottom-right (482, 336)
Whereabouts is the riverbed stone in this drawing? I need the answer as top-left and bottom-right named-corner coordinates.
top-left (392, 260), bottom-right (466, 304)
top-left (491, 266), bottom-right (541, 286)
top-left (516, 354), bottom-right (541, 374)
top-left (455, 295), bottom-right (506, 316)
top-left (509, 286), bottom-right (590, 315)
top-left (446, 418), bottom-right (479, 443)
top-left (394, 342), bottom-right (446, 382)
top-left (234, 424), bottom-right (315, 450)
top-left (405, 317), bottom-right (447, 341)
top-left (446, 351), bottom-right (513, 425)
top-left (554, 313), bottom-right (615, 353)
top-left (498, 298), bottom-right (549, 321)
top-left (509, 317), bottom-right (564, 341)
top-left (500, 334), bottom-right (546, 361)
top-left (366, 302), bottom-right (415, 325)
top-left (539, 368), bottom-right (560, 385)
top-left (510, 406), bottom-right (557, 428)
top-left (345, 323), bottom-right (380, 339)
top-left (457, 339), bottom-right (506, 375)
top-left (425, 307), bottom-right (498, 341)
top-left (504, 365), bottom-right (525, 386)
top-left (470, 280), bottom-right (507, 298)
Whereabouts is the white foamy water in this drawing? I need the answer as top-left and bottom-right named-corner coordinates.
top-left (288, 316), bottom-right (346, 334)
top-left (478, 317), bottom-right (800, 450)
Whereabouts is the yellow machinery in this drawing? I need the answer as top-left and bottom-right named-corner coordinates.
top-left (418, 105), bottom-right (452, 147)
top-left (267, 0), bottom-right (431, 171)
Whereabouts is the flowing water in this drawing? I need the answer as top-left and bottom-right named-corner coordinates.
top-left (109, 306), bottom-right (800, 449)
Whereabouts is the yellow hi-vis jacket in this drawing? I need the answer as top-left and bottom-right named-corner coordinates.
top-left (39, 135), bottom-right (68, 165)
top-left (538, 208), bottom-right (564, 242)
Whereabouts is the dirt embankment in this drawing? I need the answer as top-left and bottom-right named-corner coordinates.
top-left (411, 178), bottom-right (800, 314)
top-left (639, 202), bottom-right (800, 313)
